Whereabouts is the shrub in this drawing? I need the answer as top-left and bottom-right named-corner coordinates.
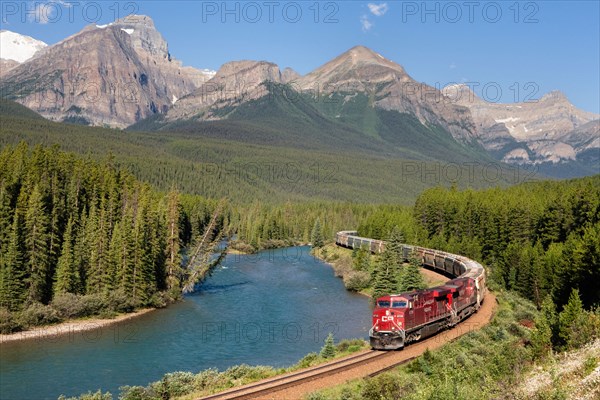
top-left (194, 368), bottom-right (224, 390)
top-left (297, 352), bottom-right (319, 368)
top-left (80, 294), bottom-right (106, 316)
top-left (306, 392), bottom-right (328, 400)
top-left (361, 374), bottom-right (406, 400)
top-left (57, 390), bottom-right (112, 400)
top-left (567, 309), bottom-right (600, 350)
top-left (343, 271), bottom-right (371, 291)
top-left (105, 290), bottom-right (139, 314)
top-left (336, 339), bottom-right (366, 353)
top-left (339, 386), bottom-right (361, 400)
top-left (17, 302), bottom-right (62, 327)
top-left (52, 293), bottom-right (105, 319)
top-left (147, 292), bottom-right (169, 309)
top-left (228, 240), bottom-right (256, 254)
top-left (118, 386), bottom-right (152, 400)
top-left (151, 372), bottom-right (197, 397)
top-left (0, 308), bottom-right (22, 333)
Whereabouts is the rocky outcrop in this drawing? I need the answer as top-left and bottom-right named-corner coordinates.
top-left (0, 59), bottom-right (20, 77)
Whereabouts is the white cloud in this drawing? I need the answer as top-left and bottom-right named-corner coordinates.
top-left (449, 62), bottom-right (457, 69)
top-left (28, 1), bottom-right (72, 24)
top-left (368, 3), bottom-right (389, 17)
top-left (360, 15), bottom-right (373, 32)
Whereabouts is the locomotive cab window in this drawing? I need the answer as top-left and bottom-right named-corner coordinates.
top-left (377, 300), bottom-right (391, 308)
top-left (392, 300), bottom-right (407, 308)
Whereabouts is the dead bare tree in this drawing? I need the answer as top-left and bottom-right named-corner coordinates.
top-left (182, 199), bottom-right (229, 293)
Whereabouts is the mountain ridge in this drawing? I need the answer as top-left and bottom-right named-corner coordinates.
top-left (443, 83), bottom-right (599, 168)
top-left (1, 16), bottom-right (597, 178)
top-left (0, 16), bottom-right (214, 127)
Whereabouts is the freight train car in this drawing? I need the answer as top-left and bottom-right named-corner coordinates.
top-left (336, 231), bottom-right (487, 350)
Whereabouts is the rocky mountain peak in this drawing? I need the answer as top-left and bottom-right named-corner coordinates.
top-left (93, 15), bottom-right (169, 59)
top-left (344, 45), bottom-right (396, 65)
top-left (297, 45), bottom-right (408, 92)
top-left (281, 67), bottom-right (301, 83)
top-left (442, 83), bottom-right (483, 105)
top-left (540, 90), bottom-right (569, 102)
top-left (0, 16), bottom-right (212, 127)
top-left (211, 60), bottom-right (282, 85)
top-left (166, 60), bottom-right (283, 121)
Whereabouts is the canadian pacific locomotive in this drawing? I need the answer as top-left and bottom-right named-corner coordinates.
top-left (336, 231), bottom-right (487, 350)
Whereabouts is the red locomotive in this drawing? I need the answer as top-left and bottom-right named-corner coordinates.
top-left (336, 231), bottom-right (487, 350)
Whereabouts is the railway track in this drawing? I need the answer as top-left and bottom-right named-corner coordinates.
top-left (199, 350), bottom-right (396, 400)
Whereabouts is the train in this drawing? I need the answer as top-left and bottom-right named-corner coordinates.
top-left (336, 231), bottom-right (487, 350)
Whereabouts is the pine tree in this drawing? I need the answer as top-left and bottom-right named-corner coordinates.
top-left (54, 217), bottom-right (81, 295)
top-left (320, 332), bottom-right (336, 358)
top-left (24, 185), bottom-right (51, 303)
top-left (399, 250), bottom-right (426, 292)
top-left (311, 218), bottom-right (324, 248)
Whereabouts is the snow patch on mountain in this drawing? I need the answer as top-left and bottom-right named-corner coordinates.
top-left (0, 30), bottom-right (47, 63)
top-left (200, 68), bottom-right (217, 78)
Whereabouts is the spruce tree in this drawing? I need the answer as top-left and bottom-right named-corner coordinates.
top-left (385, 226), bottom-right (405, 267)
top-left (0, 214), bottom-right (26, 310)
top-left (558, 289), bottom-right (584, 350)
top-left (165, 189), bottom-right (182, 292)
top-left (54, 217), bottom-right (81, 295)
top-left (24, 185), bottom-right (51, 303)
top-left (320, 333), bottom-right (336, 358)
top-left (0, 185), bottom-right (12, 250)
top-left (399, 250), bottom-right (426, 292)
top-left (372, 251), bottom-right (398, 299)
top-left (531, 296), bottom-right (556, 357)
top-left (86, 201), bottom-right (110, 295)
top-left (311, 218), bottom-right (324, 248)
top-left (352, 247), bottom-right (371, 271)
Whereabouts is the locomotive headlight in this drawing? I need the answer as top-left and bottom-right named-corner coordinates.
top-left (386, 310), bottom-right (390, 316)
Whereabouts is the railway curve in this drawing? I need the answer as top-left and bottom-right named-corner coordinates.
top-left (200, 233), bottom-right (495, 399)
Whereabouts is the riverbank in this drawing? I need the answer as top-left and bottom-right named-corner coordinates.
top-left (311, 243), bottom-right (449, 296)
top-left (0, 308), bottom-right (155, 344)
top-left (227, 239), bottom-right (309, 255)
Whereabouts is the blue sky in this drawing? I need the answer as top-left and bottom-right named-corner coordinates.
top-left (2, 1), bottom-right (599, 113)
